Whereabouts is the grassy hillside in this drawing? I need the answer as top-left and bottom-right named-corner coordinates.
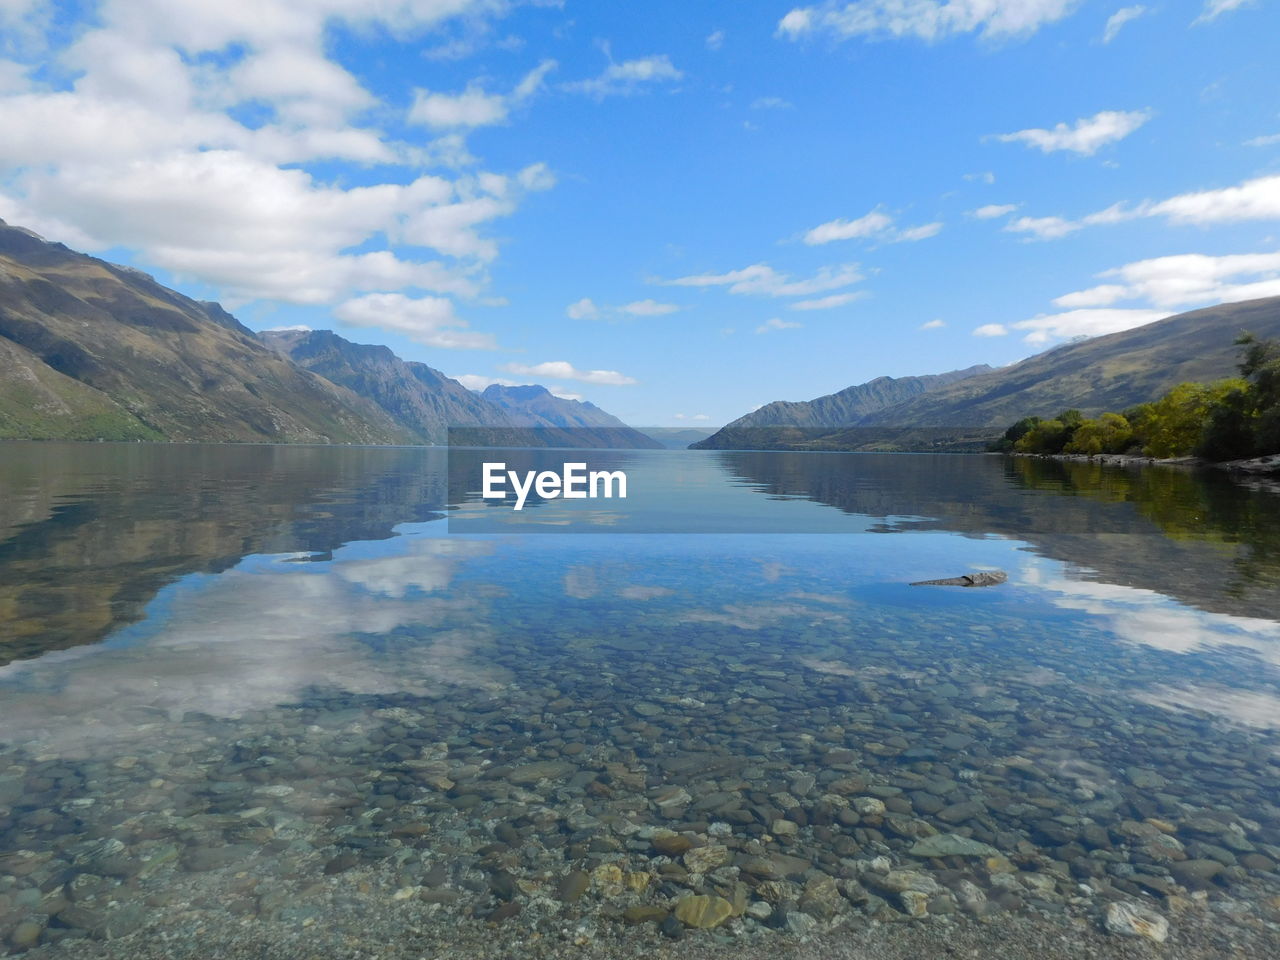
top-left (863, 297), bottom-right (1280, 427)
top-left (0, 220), bottom-right (413, 444)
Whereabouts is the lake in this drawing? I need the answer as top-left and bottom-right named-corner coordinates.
top-left (1, 442), bottom-right (1279, 957)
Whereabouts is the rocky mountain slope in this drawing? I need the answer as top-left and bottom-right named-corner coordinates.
top-left (693, 364), bottom-right (991, 450)
top-left (481, 384), bottom-right (663, 448)
top-left (0, 220), bottom-right (411, 444)
top-left (261, 329), bottom-right (521, 445)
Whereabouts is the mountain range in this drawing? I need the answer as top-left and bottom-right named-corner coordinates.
top-left (0, 219), bottom-right (655, 448)
top-left (696, 296), bottom-right (1280, 450)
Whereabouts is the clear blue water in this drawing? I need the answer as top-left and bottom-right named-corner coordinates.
top-left (0, 443), bottom-right (1278, 954)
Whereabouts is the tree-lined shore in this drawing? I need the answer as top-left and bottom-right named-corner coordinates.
top-left (993, 334), bottom-right (1280, 464)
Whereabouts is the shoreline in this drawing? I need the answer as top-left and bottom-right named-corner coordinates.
top-left (1015, 451), bottom-right (1280, 478)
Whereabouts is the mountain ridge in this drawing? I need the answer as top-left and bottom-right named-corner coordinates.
top-left (694, 297), bottom-right (1280, 451)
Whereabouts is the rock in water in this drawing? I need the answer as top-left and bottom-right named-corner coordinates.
top-left (674, 894), bottom-right (734, 929)
top-left (909, 834), bottom-right (1000, 858)
top-left (1104, 902), bottom-right (1170, 943)
top-left (909, 571), bottom-right (1007, 587)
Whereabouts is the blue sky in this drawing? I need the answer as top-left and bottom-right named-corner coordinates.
top-left (1, 0), bottom-right (1278, 426)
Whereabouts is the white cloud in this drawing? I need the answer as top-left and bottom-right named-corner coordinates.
top-left (566, 297), bottom-right (599, 319)
top-left (1005, 214), bottom-right (1081, 239)
top-left (333, 293), bottom-right (498, 350)
top-left (1051, 284), bottom-right (1131, 308)
top-left (620, 298), bottom-right (679, 316)
top-left (0, 0), bottom-right (552, 313)
top-left (407, 59), bottom-right (556, 129)
top-left (920, 318), bottom-right (946, 329)
top-left (965, 171), bottom-right (996, 184)
top-left (972, 203), bottom-right (1018, 219)
top-left (1194, 0), bottom-right (1254, 24)
top-left (897, 221), bottom-right (943, 241)
top-left (752, 96), bottom-right (793, 109)
top-left (674, 412), bottom-right (711, 420)
top-left (706, 30), bottom-right (725, 50)
top-left (1009, 174), bottom-right (1280, 240)
top-left (262, 324), bottom-right (312, 332)
top-left (995, 109), bottom-right (1151, 155)
top-left (804, 210), bottom-right (893, 244)
top-left (453, 374), bottom-right (520, 391)
top-left (789, 291), bottom-right (867, 310)
top-left (1246, 133), bottom-right (1280, 147)
top-left (1053, 251), bottom-right (1280, 311)
top-left (1147, 174), bottom-right (1280, 225)
top-left (564, 54), bottom-right (682, 99)
top-left (1102, 5), bottom-right (1146, 43)
top-left (502, 361), bottom-right (637, 385)
top-left (973, 323), bottom-right (1008, 337)
top-left (804, 209), bottom-right (942, 245)
top-left (1009, 308), bottom-right (1166, 343)
top-left (664, 262), bottom-right (863, 297)
top-left (757, 317), bottom-right (803, 333)
top-left (567, 297), bottom-right (679, 320)
top-left (777, 0), bottom-right (1079, 43)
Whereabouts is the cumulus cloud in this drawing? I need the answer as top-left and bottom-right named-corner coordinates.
top-left (663, 262), bottom-right (863, 297)
top-left (501, 361), bottom-right (637, 385)
top-left (757, 317), bottom-right (803, 333)
top-left (334, 293), bottom-right (498, 350)
top-left (1053, 251), bottom-right (1280, 311)
top-left (566, 297), bottom-right (599, 319)
top-left (564, 53), bottom-right (682, 98)
top-left (995, 109), bottom-right (1151, 155)
top-left (1007, 174), bottom-right (1280, 240)
top-left (776, 0), bottom-right (1079, 43)
top-left (973, 323), bottom-right (1008, 337)
top-left (408, 59), bottom-right (556, 129)
top-left (1009, 308), bottom-right (1167, 343)
top-left (920, 318), bottom-right (946, 329)
top-left (803, 209), bottom-right (942, 245)
top-left (0, 0), bottom-right (552, 312)
top-left (972, 203), bottom-right (1018, 219)
top-left (1102, 5), bottom-right (1146, 43)
top-left (789, 291), bottom-right (867, 310)
top-left (1246, 133), bottom-right (1280, 147)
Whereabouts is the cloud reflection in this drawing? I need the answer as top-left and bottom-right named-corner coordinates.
top-left (0, 534), bottom-right (503, 756)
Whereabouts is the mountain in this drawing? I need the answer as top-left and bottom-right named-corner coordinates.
top-left (860, 297), bottom-right (1280, 428)
top-left (0, 220), bottom-right (412, 444)
top-left (693, 364), bottom-right (992, 450)
top-left (694, 298), bottom-right (1280, 451)
top-left (639, 427), bottom-right (717, 449)
top-left (261, 329), bottom-right (521, 444)
top-left (481, 384), bottom-right (663, 449)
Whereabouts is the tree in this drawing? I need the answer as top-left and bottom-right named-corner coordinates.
top-left (1141, 380), bottom-right (1246, 458)
top-left (1015, 419), bottom-right (1070, 454)
top-left (1065, 413), bottom-right (1133, 456)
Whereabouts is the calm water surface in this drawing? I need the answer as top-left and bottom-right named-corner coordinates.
top-left (1, 442), bottom-right (1278, 956)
